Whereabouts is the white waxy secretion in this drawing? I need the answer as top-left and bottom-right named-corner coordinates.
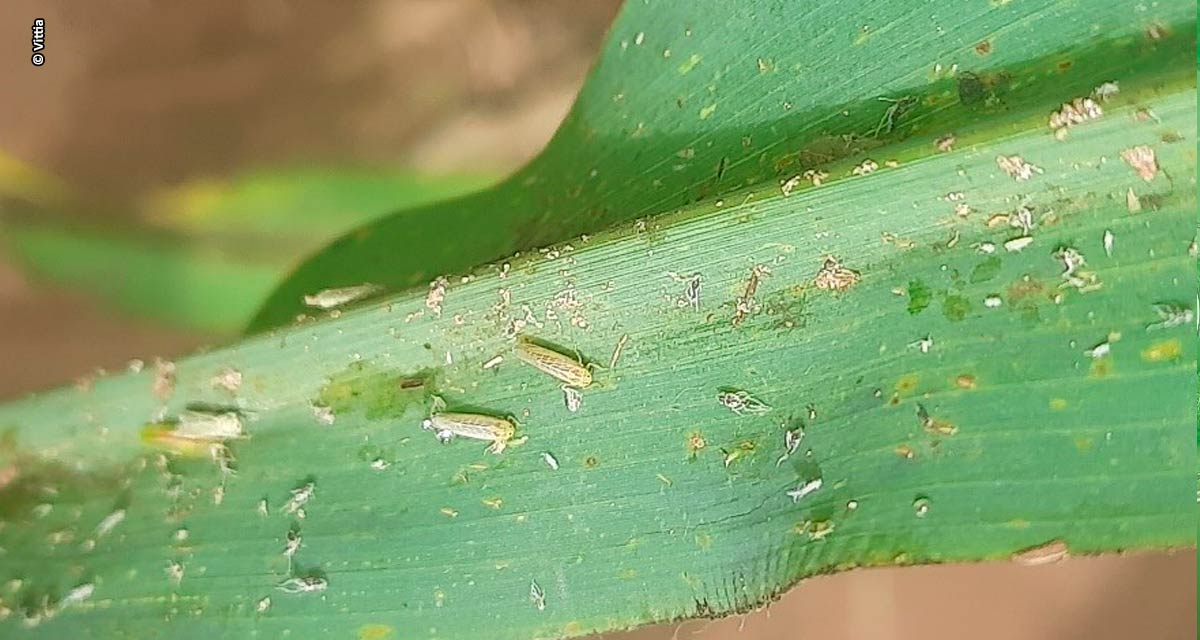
top-left (277, 576), bottom-right (328, 594)
top-left (787, 478), bottom-right (823, 503)
top-left (282, 482), bottom-right (315, 516)
top-left (1004, 236), bottom-right (1034, 253)
top-left (717, 390), bottom-right (771, 415)
top-left (529, 580), bottom-right (546, 611)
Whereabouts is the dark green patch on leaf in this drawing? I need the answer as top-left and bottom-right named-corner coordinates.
top-left (315, 362), bottom-right (438, 420)
top-left (906, 280), bottom-right (932, 315)
top-left (970, 257), bottom-right (1003, 283)
top-left (941, 295), bottom-right (971, 322)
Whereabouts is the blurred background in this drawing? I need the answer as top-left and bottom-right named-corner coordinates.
top-left (0, 2), bottom-right (1193, 638)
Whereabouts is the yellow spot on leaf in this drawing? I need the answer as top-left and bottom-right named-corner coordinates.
top-left (695, 532), bottom-right (713, 549)
top-left (955, 374), bottom-right (977, 389)
top-left (563, 621), bottom-right (582, 636)
top-left (699, 104), bottom-right (717, 120)
top-left (1006, 518), bottom-right (1030, 529)
top-left (1049, 398), bottom-right (1068, 410)
top-left (1089, 358), bottom-right (1114, 378)
top-left (895, 373), bottom-right (920, 394)
top-left (1074, 436), bottom-right (1094, 451)
top-left (1142, 339), bottom-right (1181, 362)
top-left (358, 624), bottom-right (395, 640)
top-left (677, 53), bottom-right (702, 74)
top-left (618, 567), bottom-right (638, 580)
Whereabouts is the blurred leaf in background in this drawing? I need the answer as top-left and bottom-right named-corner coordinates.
top-left (0, 163), bottom-right (494, 333)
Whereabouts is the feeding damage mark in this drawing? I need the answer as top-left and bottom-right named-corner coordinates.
top-left (813, 256), bottom-right (860, 293)
top-left (917, 403), bottom-right (957, 436)
top-left (717, 389), bottom-right (772, 415)
top-left (732, 265), bottom-right (771, 326)
top-left (1120, 145), bottom-right (1159, 181)
top-left (316, 362), bottom-right (438, 421)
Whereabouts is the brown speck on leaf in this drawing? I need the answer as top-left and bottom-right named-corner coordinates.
top-left (153, 358), bottom-right (176, 401)
top-left (1120, 145), bottom-right (1158, 181)
top-left (425, 276), bottom-right (450, 317)
top-left (974, 40), bottom-right (992, 55)
top-left (813, 256), bottom-right (860, 292)
top-left (935, 134), bottom-right (956, 152)
top-left (1048, 97), bottom-right (1103, 140)
top-left (955, 374), bottom-right (977, 389)
top-left (210, 367), bottom-right (242, 394)
top-left (996, 155), bottom-right (1042, 181)
top-left (732, 265), bottom-right (770, 325)
top-left (1125, 188), bottom-right (1141, 212)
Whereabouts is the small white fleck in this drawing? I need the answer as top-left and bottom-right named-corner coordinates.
top-left (210, 367), bottom-right (243, 393)
top-left (909, 336), bottom-right (934, 354)
top-left (852, 159), bottom-right (878, 176)
top-left (482, 355), bottom-right (504, 370)
top-left (1085, 341), bottom-right (1111, 359)
top-left (277, 576), bottom-right (327, 594)
top-left (780, 175), bottom-right (802, 196)
top-left (803, 169), bottom-right (828, 186)
top-left (1092, 81), bottom-right (1119, 101)
top-left (529, 579), bottom-right (546, 611)
top-left (562, 386), bottom-right (583, 413)
top-left (256, 597), bottom-right (272, 613)
top-left (282, 482), bottom-right (315, 516)
top-left (166, 560), bottom-right (185, 586)
top-left (786, 478), bottom-right (823, 503)
top-left (542, 452), bottom-right (559, 470)
top-left (984, 295), bottom-right (1003, 308)
top-left (1103, 230), bottom-right (1114, 257)
top-left (996, 155), bottom-right (1042, 181)
top-left (311, 404), bottom-right (335, 426)
top-left (425, 276), bottom-right (450, 317)
top-left (58, 583), bottom-right (94, 610)
top-left (1004, 236), bottom-right (1034, 252)
top-left (95, 509), bottom-right (125, 538)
